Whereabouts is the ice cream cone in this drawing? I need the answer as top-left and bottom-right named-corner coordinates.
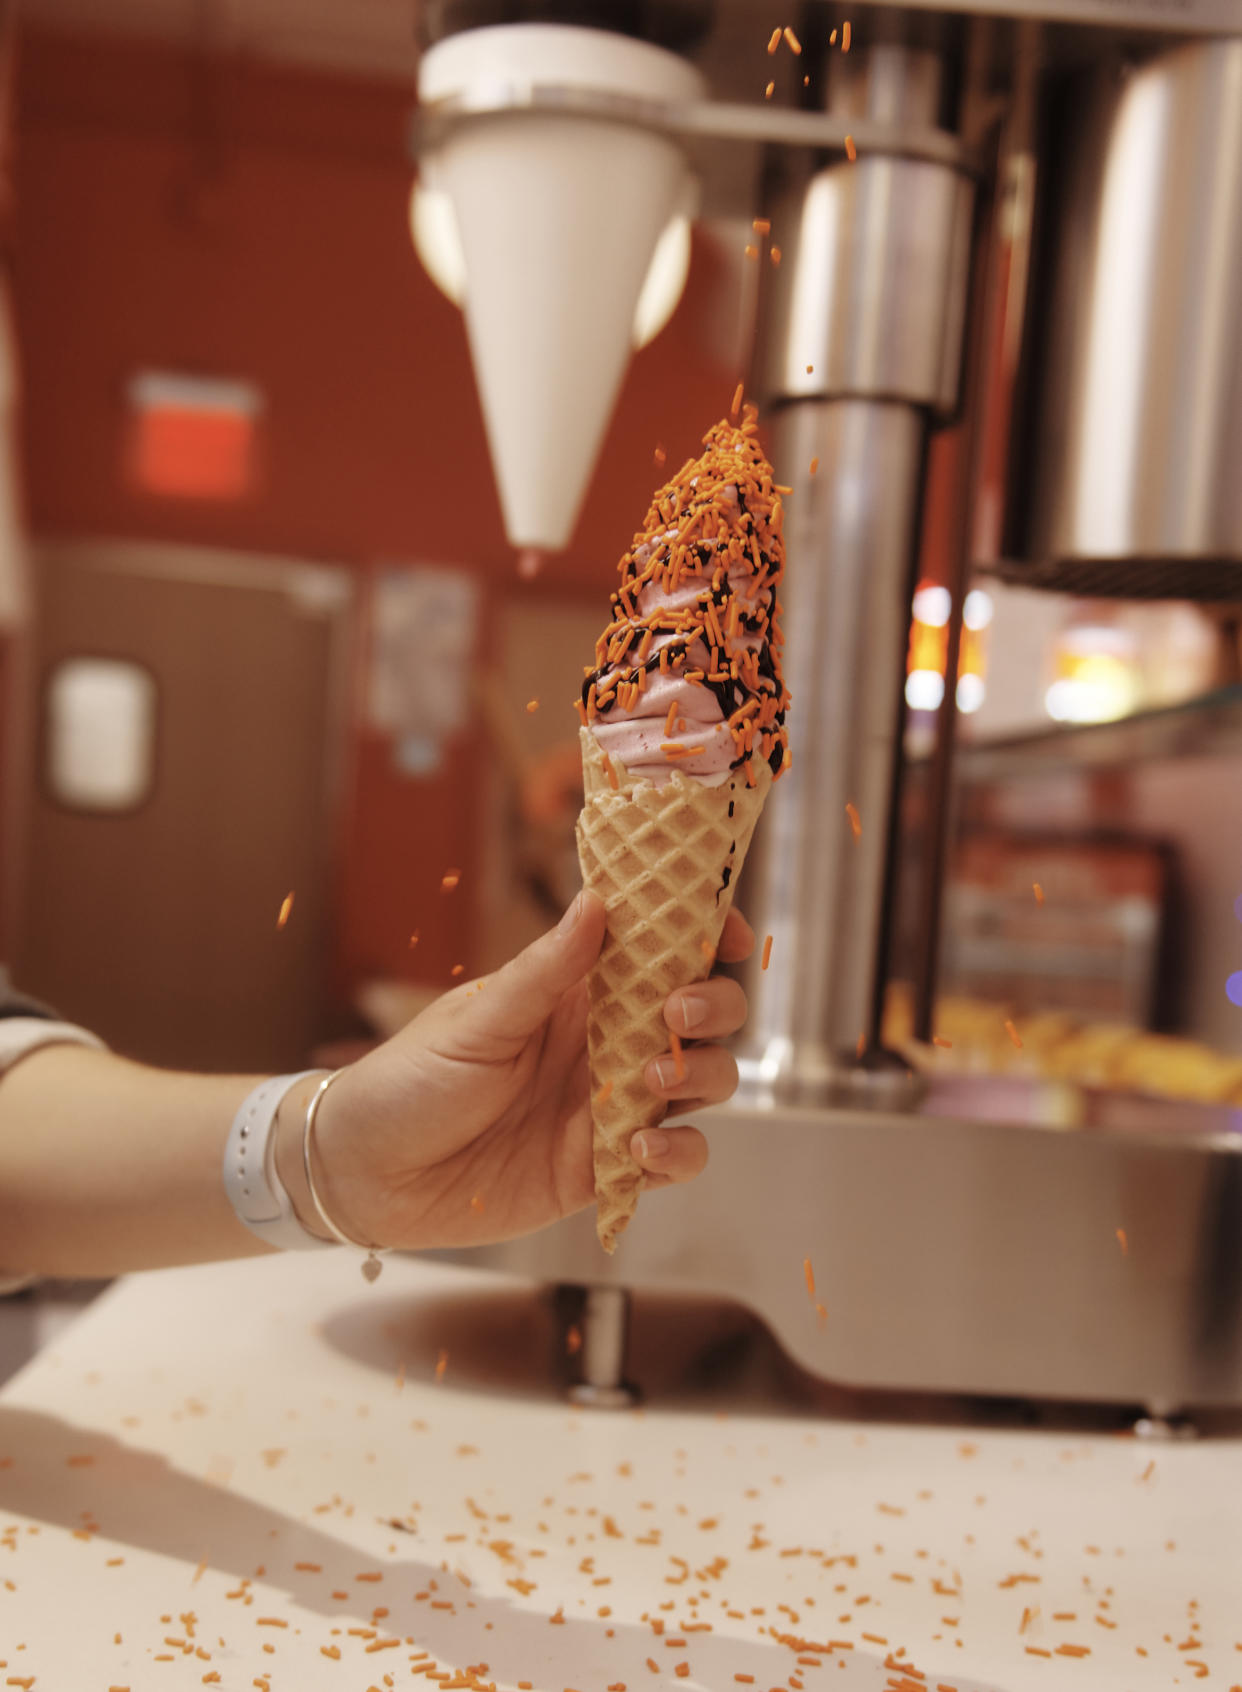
top-left (577, 727), bottom-right (772, 1251)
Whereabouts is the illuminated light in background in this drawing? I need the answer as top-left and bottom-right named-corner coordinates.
top-left (911, 583), bottom-right (952, 627)
top-left (962, 589), bottom-right (994, 631)
top-left (905, 668), bottom-right (945, 711)
top-left (956, 671), bottom-right (986, 713)
top-left (1045, 622), bottom-right (1140, 724)
top-left (1227, 972), bottom-right (1242, 1008)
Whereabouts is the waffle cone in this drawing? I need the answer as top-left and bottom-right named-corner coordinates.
top-left (576, 728), bottom-right (772, 1251)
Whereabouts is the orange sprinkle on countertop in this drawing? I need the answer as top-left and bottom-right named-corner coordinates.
top-left (1024, 1646), bottom-right (1051, 1658)
top-left (1004, 1018), bottom-right (1023, 1049)
top-left (762, 934), bottom-right (774, 971)
top-left (784, 25), bottom-right (802, 52)
top-left (1055, 1645), bottom-right (1091, 1658)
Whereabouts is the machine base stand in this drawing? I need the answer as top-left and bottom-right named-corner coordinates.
top-left (557, 1283), bottom-right (639, 1410)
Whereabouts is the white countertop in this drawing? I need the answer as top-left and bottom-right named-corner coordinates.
top-left (0, 1251), bottom-right (1238, 1690)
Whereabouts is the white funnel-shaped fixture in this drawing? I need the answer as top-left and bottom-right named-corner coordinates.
top-left (419, 25), bottom-right (704, 552)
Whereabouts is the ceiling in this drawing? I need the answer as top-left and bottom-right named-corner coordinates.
top-left (18, 0), bottom-right (421, 82)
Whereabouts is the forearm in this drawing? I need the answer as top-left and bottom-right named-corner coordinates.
top-left (0, 1045), bottom-right (329, 1278)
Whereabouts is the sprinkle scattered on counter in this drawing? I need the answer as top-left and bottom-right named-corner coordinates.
top-left (276, 892), bottom-right (294, 929)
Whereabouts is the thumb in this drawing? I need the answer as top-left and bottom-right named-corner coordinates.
top-left (470, 890), bottom-right (606, 1044)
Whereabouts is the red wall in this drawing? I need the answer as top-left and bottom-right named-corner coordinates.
top-left (12, 29), bottom-right (733, 1001)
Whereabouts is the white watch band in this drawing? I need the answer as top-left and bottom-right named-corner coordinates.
top-left (224, 1071), bottom-right (337, 1251)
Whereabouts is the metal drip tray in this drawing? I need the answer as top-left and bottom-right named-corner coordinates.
top-left (438, 1077), bottom-right (1242, 1417)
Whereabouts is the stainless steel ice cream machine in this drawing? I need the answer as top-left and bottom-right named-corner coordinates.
top-left (413, 0), bottom-right (1242, 1421)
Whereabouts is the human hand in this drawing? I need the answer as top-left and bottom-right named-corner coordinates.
top-left (301, 892), bottom-right (755, 1251)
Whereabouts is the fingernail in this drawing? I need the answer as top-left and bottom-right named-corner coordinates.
top-left (678, 992), bottom-right (710, 1032)
top-left (652, 1057), bottom-right (677, 1091)
top-left (634, 1129), bottom-right (669, 1162)
top-left (557, 890), bottom-right (585, 935)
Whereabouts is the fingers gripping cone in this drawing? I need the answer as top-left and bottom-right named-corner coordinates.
top-left (577, 731), bottom-right (772, 1251)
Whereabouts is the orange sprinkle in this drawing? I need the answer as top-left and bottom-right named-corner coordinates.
top-left (845, 134), bottom-right (857, 162)
top-left (1054, 1646), bottom-right (1091, 1659)
top-left (1020, 1607), bottom-right (1038, 1634)
top-left (731, 381), bottom-right (744, 418)
top-left (1004, 1018), bottom-right (1023, 1049)
top-left (670, 1031), bottom-right (685, 1082)
top-left (470, 1194), bottom-right (485, 1214)
top-left (765, 80), bottom-right (775, 98)
top-left (441, 869), bottom-right (461, 892)
top-left (653, 444), bottom-right (666, 467)
top-left (450, 964), bottom-right (464, 978)
top-left (276, 892), bottom-right (294, 929)
top-left (932, 1035), bottom-right (953, 1050)
top-left (771, 245), bottom-right (782, 266)
top-left (783, 25), bottom-right (802, 53)
top-left (842, 20), bottom-right (852, 51)
top-left (526, 699), bottom-right (539, 713)
top-left (1033, 881), bottom-right (1045, 904)
top-left (766, 27), bottom-right (781, 52)
top-left (815, 1302), bottom-right (828, 1328)
top-left (1024, 1647), bottom-right (1051, 1658)
top-left (806, 363), bottom-right (814, 373)
top-left (596, 1079), bottom-right (614, 1107)
top-left (809, 457), bottom-right (819, 475)
top-left (566, 1325), bottom-right (583, 1356)
top-left (803, 1256), bottom-right (816, 1299)
top-left (846, 801), bottom-right (862, 838)
top-left (761, 933), bottom-right (774, 971)
top-left (602, 752), bottom-right (620, 791)
top-left (1139, 1459), bottom-right (1155, 1482)
top-left (1116, 1227), bottom-right (1129, 1256)
top-left (434, 1349), bottom-right (448, 1383)
top-left (753, 219), bottom-right (771, 235)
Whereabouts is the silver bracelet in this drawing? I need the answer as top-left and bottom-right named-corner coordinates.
top-left (223, 1072), bottom-right (337, 1252)
top-left (302, 1069), bottom-right (388, 1283)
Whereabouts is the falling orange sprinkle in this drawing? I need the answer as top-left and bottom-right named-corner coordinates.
top-left (806, 363), bottom-right (814, 374)
top-left (408, 930), bottom-right (419, 949)
top-left (1004, 1018), bottom-right (1023, 1049)
top-left (846, 801), bottom-right (862, 838)
top-left (753, 218), bottom-right (771, 235)
top-left (526, 699), bottom-right (540, 713)
top-left (783, 25), bottom-right (802, 53)
top-left (803, 1256), bottom-right (816, 1299)
top-left (434, 1350), bottom-right (448, 1383)
top-left (1033, 882), bottom-right (1045, 904)
top-left (595, 1079), bottom-right (614, 1107)
top-left (670, 1031), bottom-right (685, 1082)
top-left (1139, 1458), bottom-right (1155, 1482)
top-left (470, 1194), bottom-right (485, 1214)
top-left (450, 963), bottom-right (464, 977)
top-left (809, 457), bottom-right (819, 475)
top-left (815, 1302), bottom-right (828, 1328)
top-left (653, 444), bottom-right (666, 467)
top-left (771, 245), bottom-right (782, 266)
top-left (766, 26), bottom-right (781, 52)
top-left (829, 28), bottom-right (837, 44)
top-left (566, 1325), bottom-right (583, 1356)
top-left (761, 933), bottom-right (774, 971)
top-left (845, 134), bottom-right (857, 162)
top-left (842, 20), bottom-right (852, 51)
top-left (932, 1035), bottom-right (953, 1050)
top-left (744, 242), bottom-right (759, 260)
top-left (765, 80), bottom-right (775, 98)
top-left (441, 869), bottom-right (461, 892)
top-left (856, 1032), bottom-right (866, 1058)
top-left (731, 381), bottom-right (744, 417)
top-left (277, 892), bottom-right (294, 929)
top-left (1116, 1227), bottom-right (1129, 1256)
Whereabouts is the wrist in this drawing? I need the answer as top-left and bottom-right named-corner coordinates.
top-left (273, 1075), bottom-right (335, 1244)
